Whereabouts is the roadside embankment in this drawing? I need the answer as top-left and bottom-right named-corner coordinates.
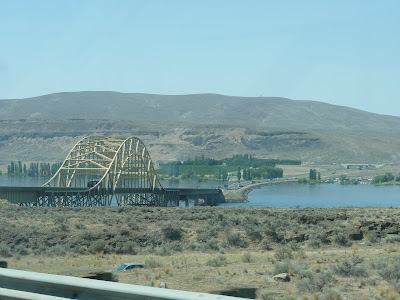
top-left (222, 179), bottom-right (297, 203)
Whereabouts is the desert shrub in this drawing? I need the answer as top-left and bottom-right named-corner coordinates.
top-left (145, 257), bottom-right (163, 268)
top-left (156, 242), bottom-right (183, 256)
top-left (119, 227), bottom-right (131, 236)
top-left (59, 222), bottom-right (69, 231)
top-left (371, 254), bottom-right (400, 285)
top-left (258, 290), bottom-right (277, 300)
top-left (88, 239), bottom-right (106, 254)
top-left (243, 220), bottom-right (263, 242)
top-left (102, 216), bottom-right (115, 226)
top-left (122, 240), bottom-right (137, 254)
top-left (367, 233), bottom-right (379, 243)
top-left (0, 199), bottom-right (11, 207)
top-left (332, 229), bottom-right (351, 247)
top-left (227, 232), bottom-right (248, 248)
top-left (127, 219), bottom-right (140, 230)
top-left (32, 243), bottom-right (47, 255)
top-left (320, 288), bottom-right (342, 300)
top-left (332, 256), bottom-right (368, 277)
top-left (205, 238), bottom-right (219, 251)
top-left (0, 243), bottom-right (12, 257)
top-left (197, 226), bottom-right (219, 242)
top-left (309, 237), bottom-right (322, 248)
top-left (207, 255), bottom-right (227, 267)
top-left (230, 215), bottom-right (242, 226)
top-left (386, 235), bottom-right (400, 243)
top-left (74, 222), bottom-right (86, 229)
top-left (80, 230), bottom-right (95, 242)
top-left (296, 269), bottom-right (336, 292)
top-left (113, 241), bottom-right (137, 254)
top-left (156, 245), bottom-right (173, 256)
top-left (259, 238), bottom-right (271, 250)
top-left (14, 245), bottom-right (29, 256)
top-left (241, 252), bottom-right (253, 263)
top-left (273, 260), bottom-right (293, 275)
top-left (162, 222), bottom-right (182, 241)
top-left (46, 245), bottom-right (67, 256)
top-left (188, 242), bottom-right (205, 251)
top-left (274, 246), bottom-right (293, 260)
top-left (295, 248), bottom-right (307, 260)
top-left (55, 215), bottom-right (66, 224)
top-left (287, 241), bottom-right (301, 251)
top-left (72, 245), bottom-right (86, 254)
top-left (309, 231), bottom-right (330, 248)
top-left (243, 215), bottom-right (260, 226)
top-left (215, 212), bottom-right (230, 226)
top-left (264, 226), bottom-right (284, 243)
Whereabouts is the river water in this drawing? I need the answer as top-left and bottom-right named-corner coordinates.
top-left (0, 176), bottom-right (49, 187)
top-left (220, 182), bottom-right (400, 208)
top-left (1, 176), bottom-right (399, 208)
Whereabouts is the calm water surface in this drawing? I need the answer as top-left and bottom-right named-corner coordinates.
top-left (220, 182), bottom-right (400, 208)
top-left (0, 176), bottom-right (49, 187)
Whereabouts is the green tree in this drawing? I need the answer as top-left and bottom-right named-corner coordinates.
top-left (237, 167), bottom-right (241, 182)
top-left (222, 169), bottom-right (228, 182)
top-left (309, 169), bottom-right (317, 180)
top-left (339, 174), bottom-right (347, 184)
top-left (18, 161), bottom-right (22, 175)
top-left (243, 168), bottom-right (248, 180)
top-left (372, 173), bottom-right (395, 184)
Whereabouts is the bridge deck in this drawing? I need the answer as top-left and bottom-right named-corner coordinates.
top-left (0, 186), bottom-right (224, 206)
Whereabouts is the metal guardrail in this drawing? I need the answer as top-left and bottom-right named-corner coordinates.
top-left (0, 268), bottom-right (247, 300)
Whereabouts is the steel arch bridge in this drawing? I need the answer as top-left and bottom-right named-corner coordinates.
top-left (37, 136), bottom-right (179, 207)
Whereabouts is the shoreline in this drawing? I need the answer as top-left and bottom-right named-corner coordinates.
top-left (222, 179), bottom-right (297, 203)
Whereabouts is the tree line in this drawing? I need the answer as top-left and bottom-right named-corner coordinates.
top-left (159, 154), bottom-right (289, 182)
top-left (7, 161), bottom-right (62, 177)
top-left (179, 154), bottom-right (301, 168)
top-left (372, 173), bottom-right (400, 184)
top-left (241, 166), bottom-right (283, 181)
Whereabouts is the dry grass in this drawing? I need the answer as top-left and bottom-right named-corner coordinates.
top-left (7, 246), bottom-right (400, 299)
top-left (2, 205), bottom-right (400, 299)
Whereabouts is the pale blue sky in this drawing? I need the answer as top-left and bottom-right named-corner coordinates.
top-left (0, 1), bottom-right (399, 115)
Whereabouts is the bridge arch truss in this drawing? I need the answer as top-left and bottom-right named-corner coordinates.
top-left (37, 136), bottom-right (178, 207)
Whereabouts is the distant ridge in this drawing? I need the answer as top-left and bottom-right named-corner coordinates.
top-left (1, 91), bottom-right (400, 136)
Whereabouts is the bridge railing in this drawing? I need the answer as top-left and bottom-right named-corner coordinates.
top-left (0, 268), bottom-right (245, 300)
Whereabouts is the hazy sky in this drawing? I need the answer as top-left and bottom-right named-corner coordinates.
top-left (1, 1), bottom-right (399, 116)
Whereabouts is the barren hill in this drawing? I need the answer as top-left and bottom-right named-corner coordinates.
top-left (1, 92), bottom-right (400, 168)
top-left (1, 92), bottom-right (400, 136)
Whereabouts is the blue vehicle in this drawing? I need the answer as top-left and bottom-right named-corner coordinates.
top-left (114, 263), bottom-right (146, 271)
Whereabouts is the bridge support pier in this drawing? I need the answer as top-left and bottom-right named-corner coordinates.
top-left (193, 195), bottom-right (199, 206)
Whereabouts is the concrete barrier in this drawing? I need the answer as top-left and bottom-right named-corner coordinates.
top-left (0, 268), bottom-right (247, 300)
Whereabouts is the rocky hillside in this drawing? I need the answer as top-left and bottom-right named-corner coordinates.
top-left (1, 120), bottom-right (400, 169)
